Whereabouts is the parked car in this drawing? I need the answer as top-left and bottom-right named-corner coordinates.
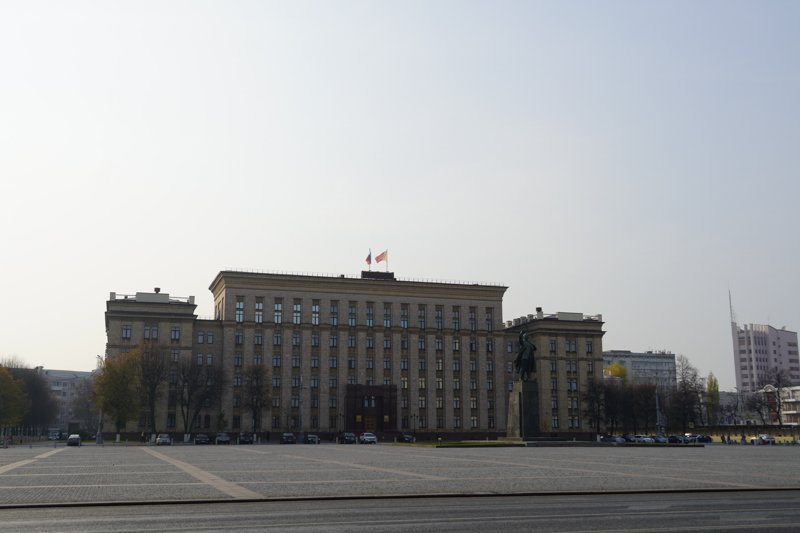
top-left (601, 435), bottom-right (625, 443)
top-left (306, 434), bottom-right (320, 444)
top-left (751, 434), bottom-right (776, 445)
top-left (280, 432), bottom-right (297, 444)
top-left (215, 432), bottom-right (231, 445)
top-left (194, 433), bottom-right (211, 445)
top-left (155, 433), bottom-right (172, 446)
top-left (651, 435), bottom-right (668, 444)
top-left (66, 434), bottom-right (81, 446)
top-left (340, 432), bottom-right (357, 444)
top-left (399, 433), bottom-right (416, 443)
top-left (359, 432), bottom-right (378, 444)
top-left (634, 435), bottom-right (655, 443)
top-left (238, 433), bottom-right (254, 444)
top-left (668, 435), bottom-right (687, 444)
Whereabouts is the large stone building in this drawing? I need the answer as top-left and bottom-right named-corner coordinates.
top-left (105, 270), bottom-right (605, 439)
top-left (731, 322), bottom-right (799, 394)
top-left (41, 368), bottom-right (94, 433)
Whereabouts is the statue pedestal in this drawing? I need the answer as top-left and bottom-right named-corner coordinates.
top-left (506, 379), bottom-right (539, 440)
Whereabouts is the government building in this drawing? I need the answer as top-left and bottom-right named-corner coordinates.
top-left (105, 269), bottom-right (605, 440)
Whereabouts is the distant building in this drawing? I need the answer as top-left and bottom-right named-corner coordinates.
top-left (731, 323), bottom-right (799, 394)
top-left (41, 368), bottom-right (94, 431)
top-left (602, 350), bottom-right (677, 390)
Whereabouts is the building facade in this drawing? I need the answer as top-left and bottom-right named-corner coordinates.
top-left (40, 368), bottom-right (94, 433)
top-left (731, 323), bottom-right (799, 394)
top-left (503, 309), bottom-right (605, 435)
top-left (105, 270), bottom-right (606, 439)
top-left (602, 350), bottom-right (677, 391)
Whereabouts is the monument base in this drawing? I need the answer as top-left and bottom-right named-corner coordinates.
top-left (506, 379), bottom-right (539, 440)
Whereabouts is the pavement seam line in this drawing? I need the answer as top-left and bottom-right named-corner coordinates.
top-left (140, 447), bottom-right (262, 500)
top-left (0, 448), bottom-right (65, 475)
top-left (234, 447), bottom-right (447, 480)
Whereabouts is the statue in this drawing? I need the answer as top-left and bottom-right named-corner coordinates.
top-left (514, 331), bottom-right (536, 381)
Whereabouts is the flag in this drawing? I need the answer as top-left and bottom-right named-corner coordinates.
top-left (375, 250), bottom-right (388, 263)
top-left (365, 249), bottom-right (372, 265)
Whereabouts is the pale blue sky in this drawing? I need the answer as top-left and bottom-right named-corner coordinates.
top-left (1, 1), bottom-right (798, 390)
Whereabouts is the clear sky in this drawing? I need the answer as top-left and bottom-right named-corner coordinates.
top-left (1, 1), bottom-right (798, 390)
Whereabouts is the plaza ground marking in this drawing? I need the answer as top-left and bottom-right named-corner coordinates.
top-left (0, 448), bottom-right (65, 475)
top-left (141, 447), bottom-right (262, 499)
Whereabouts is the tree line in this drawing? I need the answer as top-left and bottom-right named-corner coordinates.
top-left (94, 342), bottom-right (270, 437)
top-left (0, 358), bottom-right (59, 434)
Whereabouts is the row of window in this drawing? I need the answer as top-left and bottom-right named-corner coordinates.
top-left (234, 298), bottom-right (496, 331)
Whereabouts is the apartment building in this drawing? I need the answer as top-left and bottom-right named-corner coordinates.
top-left (731, 323), bottom-right (799, 394)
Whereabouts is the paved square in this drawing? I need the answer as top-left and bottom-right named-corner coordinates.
top-left (2, 443), bottom-right (799, 506)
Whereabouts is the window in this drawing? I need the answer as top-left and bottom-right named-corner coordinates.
top-left (235, 331), bottom-right (244, 345)
top-left (418, 337), bottom-right (426, 351)
top-left (401, 377), bottom-right (408, 389)
top-left (233, 374), bottom-right (242, 387)
top-left (253, 354), bottom-right (262, 365)
top-left (254, 333), bottom-right (263, 346)
top-left (366, 358), bottom-right (374, 369)
top-left (348, 335), bottom-right (357, 348)
top-left (366, 305), bottom-right (374, 327)
top-left (197, 331), bottom-right (205, 344)
top-left (453, 359), bottom-right (461, 371)
top-left (454, 378), bottom-right (461, 390)
top-left (171, 350), bottom-right (179, 362)
top-left (293, 303), bottom-right (301, 325)
top-left (435, 309), bottom-right (443, 330)
top-left (383, 358), bottom-right (391, 369)
top-left (234, 354), bottom-right (243, 367)
top-left (348, 357), bottom-right (356, 369)
top-left (487, 340), bottom-right (493, 352)
top-left (272, 396), bottom-right (281, 407)
top-left (454, 416), bottom-right (461, 429)
top-left (453, 397), bottom-right (461, 409)
top-left (549, 339), bottom-right (557, 353)
top-left (435, 358), bottom-right (443, 371)
top-left (206, 332), bottom-right (214, 344)
top-left (330, 302), bottom-right (338, 326)
top-left (328, 397), bottom-right (337, 408)
top-left (401, 307), bottom-right (409, 329)
top-left (435, 338), bottom-right (443, 351)
top-left (292, 333), bottom-right (300, 347)
top-left (196, 353), bottom-right (204, 366)
top-left (206, 354), bottom-right (214, 366)
top-left (469, 359), bottom-right (478, 372)
top-left (550, 360), bottom-right (557, 373)
top-left (469, 309), bottom-right (476, 331)
top-left (401, 336), bottom-right (409, 350)
top-left (470, 379), bottom-right (477, 390)
top-left (418, 397), bottom-right (427, 408)
top-left (235, 300), bottom-right (244, 323)
top-left (292, 376), bottom-right (301, 388)
top-left (566, 339), bottom-right (577, 352)
top-left (383, 336), bottom-right (391, 349)
top-left (485, 309), bottom-right (493, 331)
top-left (329, 377), bottom-right (338, 388)
top-left (311, 356), bottom-right (319, 368)
top-left (417, 307), bottom-right (426, 329)
top-left (347, 375), bottom-right (356, 385)
top-left (418, 358), bottom-right (426, 371)
top-left (587, 361), bottom-right (594, 374)
top-left (292, 356), bottom-right (300, 368)
top-left (552, 415), bottom-right (559, 429)
top-left (255, 301), bottom-right (263, 324)
top-left (311, 303), bottom-right (320, 326)
top-left (273, 333), bottom-right (282, 346)
top-left (274, 302), bottom-right (283, 324)
top-left (453, 337), bottom-right (461, 351)
top-left (348, 305), bottom-right (357, 327)
top-left (436, 378), bottom-right (443, 390)
top-left (470, 397), bottom-right (478, 409)
top-left (330, 356), bottom-right (338, 368)
top-left (272, 376), bottom-right (281, 387)
top-left (144, 326), bottom-right (158, 340)
top-left (272, 356), bottom-right (281, 368)
top-left (551, 378), bottom-right (558, 392)
top-left (486, 360), bottom-right (494, 372)
top-left (452, 309), bottom-right (460, 331)
top-left (585, 340), bottom-right (593, 353)
top-left (469, 339), bottom-right (477, 353)
top-left (171, 327), bottom-right (180, 341)
top-left (506, 342), bottom-right (513, 353)
top-left (366, 336), bottom-right (374, 349)
top-left (400, 358), bottom-right (409, 370)
top-left (487, 379), bottom-right (494, 391)
top-left (471, 416), bottom-right (478, 429)
top-left (383, 306), bottom-right (392, 328)
top-left (311, 334), bottom-right (319, 347)
top-left (330, 334), bottom-right (338, 347)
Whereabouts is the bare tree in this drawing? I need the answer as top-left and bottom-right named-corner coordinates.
top-left (242, 364), bottom-right (269, 433)
top-left (671, 354), bottom-right (703, 434)
top-left (136, 342), bottom-right (169, 436)
top-left (761, 367), bottom-right (793, 427)
top-left (176, 357), bottom-right (225, 435)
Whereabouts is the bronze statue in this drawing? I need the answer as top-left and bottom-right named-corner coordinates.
top-left (514, 331), bottom-right (536, 381)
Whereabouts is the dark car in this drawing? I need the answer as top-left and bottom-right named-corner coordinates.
top-left (306, 434), bottom-right (320, 444)
top-left (66, 434), bottom-right (81, 446)
top-left (194, 433), bottom-right (211, 445)
top-left (215, 432), bottom-right (231, 445)
top-left (280, 432), bottom-right (297, 444)
top-left (340, 432), bottom-right (356, 444)
top-left (399, 433), bottom-right (416, 443)
top-left (238, 433), bottom-right (254, 444)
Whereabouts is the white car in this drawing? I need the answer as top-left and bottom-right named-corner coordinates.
top-left (359, 432), bottom-right (378, 444)
top-left (155, 433), bottom-right (172, 446)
